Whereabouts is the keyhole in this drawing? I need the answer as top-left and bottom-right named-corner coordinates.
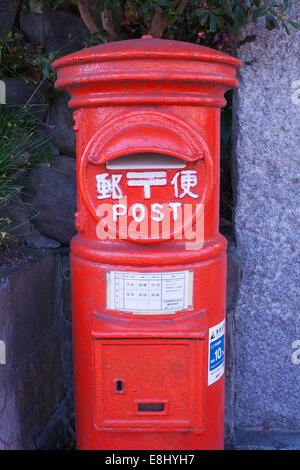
top-left (115, 380), bottom-right (124, 393)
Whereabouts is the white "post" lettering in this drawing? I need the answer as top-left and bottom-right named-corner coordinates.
top-left (151, 203), bottom-right (164, 222)
top-left (131, 203), bottom-right (146, 223)
top-left (113, 204), bottom-right (127, 222)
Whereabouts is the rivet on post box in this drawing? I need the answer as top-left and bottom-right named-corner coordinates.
top-left (52, 37), bottom-right (241, 450)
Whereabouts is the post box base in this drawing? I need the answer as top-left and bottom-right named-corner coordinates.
top-left (70, 248), bottom-right (226, 451)
top-left (76, 429), bottom-right (224, 451)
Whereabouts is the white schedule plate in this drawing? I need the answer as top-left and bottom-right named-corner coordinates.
top-left (107, 270), bottom-right (193, 314)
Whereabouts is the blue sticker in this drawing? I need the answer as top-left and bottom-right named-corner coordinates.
top-left (208, 320), bottom-right (225, 385)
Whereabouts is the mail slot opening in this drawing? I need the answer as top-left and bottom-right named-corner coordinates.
top-left (106, 152), bottom-right (187, 170)
top-left (138, 402), bottom-right (165, 412)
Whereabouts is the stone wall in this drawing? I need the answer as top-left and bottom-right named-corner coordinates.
top-left (0, 4), bottom-right (84, 450)
top-left (0, 247), bottom-right (73, 449)
top-left (230, 2), bottom-right (300, 450)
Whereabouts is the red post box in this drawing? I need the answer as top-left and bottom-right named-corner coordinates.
top-left (53, 37), bottom-right (241, 450)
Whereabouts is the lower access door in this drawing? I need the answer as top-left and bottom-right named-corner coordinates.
top-left (93, 338), bottom-right (205, 430)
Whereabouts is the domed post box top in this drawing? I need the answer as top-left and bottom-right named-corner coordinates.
top-left (52, 37), bottom-right (241, 109)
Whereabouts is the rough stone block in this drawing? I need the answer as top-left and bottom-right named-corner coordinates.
top-left (20, 8), bottom-right (88, 54)
top-left (26, 155), bottom-right (77, 245)
top-left (231, 3), bottom-right (300, 440)
top-left (48, 92), bottom-right (76, 158)
top-left (3, 78), bottom-right (49, 121)
top-left (0, 248), bottom-right (71, 449)
top-left (0, 0), bottom-right (20, 39)
top-left (234, 429), bottom-right (300, 451)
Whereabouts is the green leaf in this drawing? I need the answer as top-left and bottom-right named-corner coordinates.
top-left (233, 6), bottom-right (247, 28)
top-left (282, 22), bottom-right (291, 35)
top-left (213, 8), bottom-right (226, 15)
top-left (215, 15), bottom-right (225, 27)
top-left (194, 8), bottom-right (208, 17)
top-left (141, 0), bottom-right (153, 15)
top-left (283, 0), bottom-right (292, 15)
top-left (224, 0), bottom-right (233, 13)
top-left (265, 14), bottom-right (278, 30)
top-left (287, 20), bottom-right (300, 30)
top-left (253, 8), bottom-right (267, 21)
top-left (42, 65), bottom-right (49, 77)
top-left (154, 0), bottom-right (169, 6)
top-left (209, 13), bottom-right (216, 32)
top-left (199, 11), bottom-right (209, 24)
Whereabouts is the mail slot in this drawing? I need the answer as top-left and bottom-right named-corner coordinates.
top-left (106, 152), bottom-right (187, 170)
top-left (53, 36), bottom-right (241, 450)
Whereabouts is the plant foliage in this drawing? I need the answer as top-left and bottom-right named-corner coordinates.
top-left (0, 104), bottom-right (53, 248)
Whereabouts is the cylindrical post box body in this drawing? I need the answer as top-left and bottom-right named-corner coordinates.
top-left (53, 38), bottom-right (241, 450)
